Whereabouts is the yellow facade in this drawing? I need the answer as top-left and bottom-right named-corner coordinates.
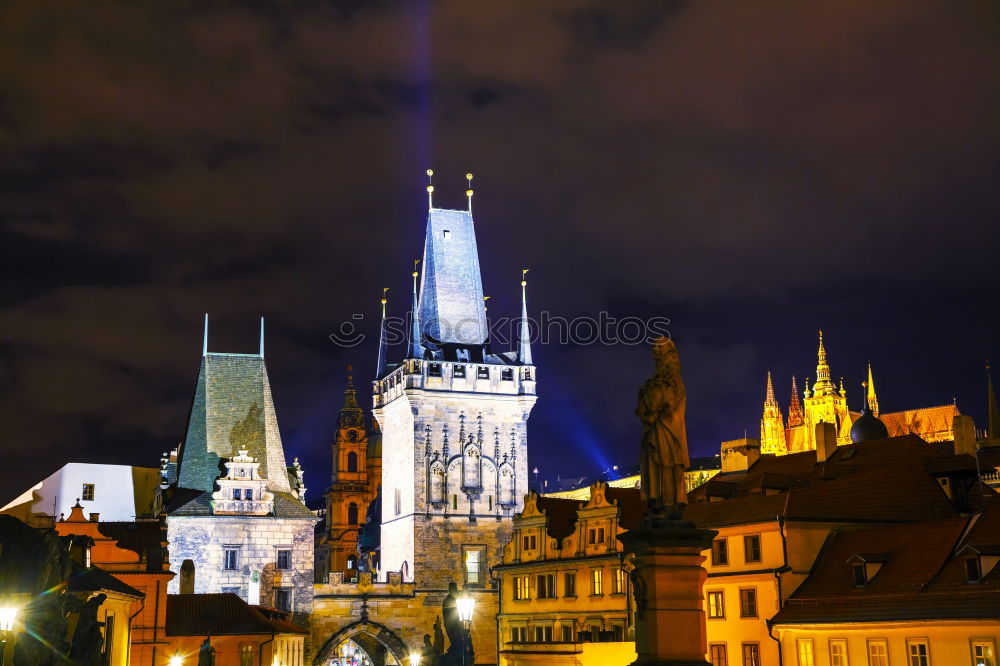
top-left (776, 622), bottom-right (998, 666)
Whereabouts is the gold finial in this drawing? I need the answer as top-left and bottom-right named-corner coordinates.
top-left (427, 169), bottom-right (434, 177)
top-left (483, 295), bottom-right (490, 312)
top-left (381, 287), bottom-right (389, 305)
top-left (412, 258), bottom-right (420, 278)
top-left (426, 169), bottom-right (434, 208)
top-left (521, 268), bottom-right (529, 287)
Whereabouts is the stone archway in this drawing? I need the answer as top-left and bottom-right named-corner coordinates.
top-left (314, 619), bottom-right (410, 666)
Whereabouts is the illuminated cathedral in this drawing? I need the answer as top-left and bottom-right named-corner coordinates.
top-left (759, 331), bottom-right (958, 455)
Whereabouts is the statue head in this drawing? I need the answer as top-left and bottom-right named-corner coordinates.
top-left (651, 336), bottom-right (678, 364)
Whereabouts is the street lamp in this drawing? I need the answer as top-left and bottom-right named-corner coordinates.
top-left (456, 590), bottom-right (476, 666)
top-left (409, 652), bottom-right (421, 666)
top-left (168, 654), bottom-right (183, 666)
top-left (0, 605), bottom-right (18, 666)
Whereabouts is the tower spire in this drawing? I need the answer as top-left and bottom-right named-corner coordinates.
top-left (376, 288), bottom-right (388, 378)
top-left (259, 316), bottom-right (265, 358)
top-left (466, 173), bottom-right (474, 214)
top-left (788, 375), bottom-right (804, 427)
top-left (408, 260), bottom-right (423, 359)
top-left (813, 330), bottom-right (834, 395)
top-left (764, 370), bottom-right (777, 407)
top-left (203, 313), bottom-right (208, 356)
top-left (426, 169), bottom-right (434, 210)
top-left (517, 269), bottom-right (533, 365)
top-left (988, 359), bottom-right (1000, 440)
top-left (866, 362), bottom-right (879, 417)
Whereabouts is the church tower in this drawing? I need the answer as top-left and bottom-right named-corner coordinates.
top-left (788, 375), bottom-right (804, 427)
top-left (373, 175), bottom-right (537, 590)
top-left (760, 371), bottom-right (787, 455)
top-left (866, 363), bottom-right (880, 417)
top-left (323, 368), bottom-right (379, 578)
top-left (802, 331), bottom-right (851, 450)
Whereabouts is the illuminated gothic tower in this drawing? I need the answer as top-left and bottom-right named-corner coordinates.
top-left (801, 331), bottom-right (852, 450)
top-left (760, 371), bottom-right (787, 454)
top-left (323, 369), bottom-right (381, 577)
top-left (373, 176), bottom-right (537, 589)
top-left (788, 375), bottom-right (804, 427)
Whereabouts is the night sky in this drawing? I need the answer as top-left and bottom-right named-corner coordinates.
top-left (2, 1), bottom-right (999, 507)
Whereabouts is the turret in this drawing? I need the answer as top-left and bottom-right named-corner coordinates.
top-left (517, 270), bottom-right (533, 365)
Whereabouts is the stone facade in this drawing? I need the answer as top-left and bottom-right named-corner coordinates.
top-left (166, 515), bottom-right (316, 627)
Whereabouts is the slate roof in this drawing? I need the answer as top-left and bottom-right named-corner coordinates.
top-left (166, 594), bottom-right (308, 636)
top-left (164, 488), bottom-right (316, 520)
top-left (69, 561), bottom-right (144, 598)
top-left (772, 506), bottom-right (1000, 624)
top-left (177, 353), bottom-right (292, 495)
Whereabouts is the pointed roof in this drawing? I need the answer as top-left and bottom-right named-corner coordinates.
top-left (788, 375), bottom-right (804, 426)
top-left (339, 367), bottom-right (364, 429)
top-left (867, 362), bottom-right (879, 416)
top-left (418, 208), bottom-right (488, 346)
top-left (408, 263), bottom-right (424, 359)
top-left (812, 330), bottom-right (836, 396)
top-left (375, 290), bottom-right (389, 378)
top-left (764, 371), bottom-right (778, 407)
top-left (517, 271), bottom-right (533, 365)
top-left (177, 349), bottom-right (292, 495)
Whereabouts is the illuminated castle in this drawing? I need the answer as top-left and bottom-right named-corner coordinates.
top-left (759, 331), bottom-right (958, 455)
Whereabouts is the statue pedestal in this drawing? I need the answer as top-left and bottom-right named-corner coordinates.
top-left (619, 516), bottom-right (718, 666)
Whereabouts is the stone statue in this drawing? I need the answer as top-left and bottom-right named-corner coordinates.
top-left (636, 337), bottom-right (690, 518)
top-left (69, 593), bottom-right (107, 665)
top-left (197, 637), bottom-right (216, 666)
top-left (440, 581), bottom-right (472, 665)
top-left (433, 616), bottom-right (445, 655)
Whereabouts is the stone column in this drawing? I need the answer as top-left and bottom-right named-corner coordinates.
top-left (619, 517), bottom-right (717, 666)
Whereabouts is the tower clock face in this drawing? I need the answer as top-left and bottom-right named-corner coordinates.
top-left (347, 430), bottom-right (358, 442)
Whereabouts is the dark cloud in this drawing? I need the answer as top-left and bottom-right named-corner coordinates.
top-left (0, 0), bottom-right (998, 503)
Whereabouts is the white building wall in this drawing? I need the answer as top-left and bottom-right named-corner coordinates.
top-left (0, 462), bottom-right (157, 521)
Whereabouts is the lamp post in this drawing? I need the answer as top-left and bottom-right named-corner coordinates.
top-left (456, 590), bottom-right (476, 666)
top-left (168, 654), bottom-right (183, 666)
top-left (0, 605), bottom-right (18, 666)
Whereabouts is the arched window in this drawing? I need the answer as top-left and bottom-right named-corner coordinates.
top-left (347, 502), bottom-right (359, 525)
top-left (180, 559), bottom-right (195, 595)
top-left (347, 452), bottom-right (358, 473)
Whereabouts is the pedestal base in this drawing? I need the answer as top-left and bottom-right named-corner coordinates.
top-left (619, 516), bottom-right (718, 666)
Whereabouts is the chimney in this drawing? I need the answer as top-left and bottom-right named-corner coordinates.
top-left (953, 414), bottom-right (978, 458)
top-left (816, 422), bottom-right (838, 462)
top-left (721, 438), bottom-right (761, 473)
top-left (89, 513), bottom-right (100, 522)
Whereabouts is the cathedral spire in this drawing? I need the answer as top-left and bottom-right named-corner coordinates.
top-left (989, 359), bottom-right (1000, 440)
top-left (339, 365), bottom-right (363, 426)
top-left (259, 316), bottom-right (265, 358)
top-left (764, 370), bottom-right (777, 407)
top-left (408, 260), bottom-right (424, 359)
top-left (202, 313), bottom-right (209, 356)
top-left (376, 288), bottom-right (388, 378)
top-left (788, 375), bottom-right (804, 427)
top-left (518, 269), bottom-right (533, 365)
top-left (813, 330), bottom-right (835, 395)
top-left (866, 362), bottom-right (879, 417)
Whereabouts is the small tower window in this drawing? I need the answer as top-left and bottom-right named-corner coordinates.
top-left (347, 452), bottom-right (358, 473)
top-left (348, 502), bottom-right (359, 526)
top-left (477, 366), bottom-right (490, 379)
top-left (501, 369), bottom-right (513, 381)
top-left (453, 365), bottom-right (466, 378)
top-left (443, 230), bottom-right (451, 239)
top-left (429, 363), bottom-right (442, 377)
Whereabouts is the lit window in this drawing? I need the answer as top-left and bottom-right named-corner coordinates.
top-left (907, 639), bottom-right (929, 666)
top-left (240, 644), bottom-right (255, 666)
top-left (712, 538), bottom-right (728, 566)
top-left (590, 569), bottom-right (603, 595)
top-left (707, 590), bottom-right (724, 618)
top-left (710, 644), bottom-right (728, 666)
top-left (868, 640), bottom-right (888, 666)
top-left (564, 572), bottom-right (576, 597)
top-left (739, 588), bottom-right (757, 617)
top-left (513, 576), bottom-right (529, 601)
top-left (613, 568), bottom-right (626, 594)
top-left (829, 639), bottom-right (847, 666)
top-left (276, 549), bottom-right (291, 570)
top-left (797, 639), bottom-right (814, 666)
top-left (82, 484), bottom-right (95, 501)
top-left (223, 548), bottom-right (239, 571)
top-left (742, 643), bottom-right (760, 666)
top-left (972, 641), bottom-right (996, 666)
top-left (346, 555), bottom-right (356, 570)
top-left (744, 534), bottom-right (761, 563)
top-left (465, 548), bottom-right (482, 586)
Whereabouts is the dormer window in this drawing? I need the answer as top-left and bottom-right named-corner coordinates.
top-left (477, 366), bottom-right (490, 379)
top-left (232, 489), bottom-right (241, 500)
top-left (429, 363), bottom-right (442, 377)
top-left (244, 489), bottom-right (252, 501)
top-left (453, 365), bottom-right (466, 378)
top-left (847, 553), bottom-right (887, 587)
top-left (501, 368), bottom-right (513, 381)
top-left (966, 557), bottom-right (982, 583)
